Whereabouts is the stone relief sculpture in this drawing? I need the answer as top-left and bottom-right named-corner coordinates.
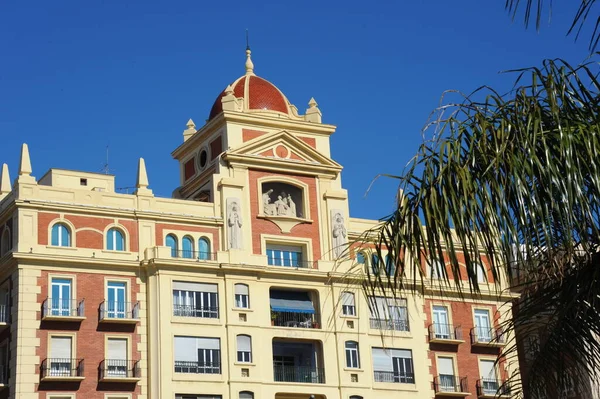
top-left (227, 198), bottom-right (243, 249)
top-left (331, 210), bottom-right (347, 258)
top-left (262, 188), bottom-right (298, 217)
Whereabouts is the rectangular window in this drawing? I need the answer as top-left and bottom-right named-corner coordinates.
top-left (370, 297), bottom-right (409, 331)
top-left (49, 336), bottom-right (72, 376)
top-left (432, 305), bottom-right (450, 339)
top-left (107, 281), bottom-right (127, 319)
top-left (479, 359), bottom-right (498, 395)
top-left (174, 336), bottom-right (221, 374)
top-left (474, 309), bottom-right (492, 342)
top-left (234, 284), bottom-right (249, 309)
top-left (236, 335), bottom-right (252, 363)
top-left (437, 356), bottom-right (456, 392)
top-left (51, 278), bottom-right (72, 316)
top-left (341, 292), bottom-right (356, 316)
top-left (372, 348), bottom-right (414, 383)
top-left (345, 341), bottom-right (360, 368)
top-left (176, 396), bottom-right (222, 399)
top-left (266, 244), bottom-right (303, 267)
top-left (173, 282), bottom-right (218, 318)
top-left (107, 338), bottom-right (128, 377)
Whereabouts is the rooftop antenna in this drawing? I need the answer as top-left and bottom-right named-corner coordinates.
top-left (100, 146), bottom-right (113, 175)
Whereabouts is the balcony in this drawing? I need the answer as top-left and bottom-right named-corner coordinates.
top-left (476, 379), bottom-right (511, 398)
top-left (174, 361), bottom-right (221, 374)
top-left (271, 311), bottom-right (321, 329)
top-left (99, 301), bottom-right (139, 323)
top-left (171, 250), bottom-right (217, 261)
top-left (428, 323), bottom-right (464, 344)
top-left (173, 304), bottom-right (219, 319)
top-left (470, 327), bottom-right (506, 347)
top-left (434, 375), bottom-right (469, 396)
top-left (373, 370), bottom-right (415, 384)
top-left (100, 359), bottom-right (141, 382)
top-left (42, 298), bottom-right (85, 321)
top-left (273, 365), bottom-right (325, 384)
top-left (273, 339), bottom-right (324, 384)
top-left (370, 318), bottom-right (409, 332)
top-left (41, 358), bottom-right (85, 381)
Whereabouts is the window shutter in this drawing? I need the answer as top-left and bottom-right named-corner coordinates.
top-left (174, 336), bottom-right (197, 361)
top-left (239, 392), bottom-right (253, 399)
top-left (108, 338), bottom-right (127, 360)
top-left (235, 284), bottom-right (249, 295)
top-left (173, 282), bottom-right (218, 293)
top-left (371, 348), bottom-right (393, 372)
top-left (479, 360), bottom-right (496, 379)
top-left (197, 337), bottom-right (220, 350)
top-left (341, 292), bottom-right (355, 306)
top-left (51, 336), bottom-right (72, 359)
top-left (391, 349), bottom-right (412, 359)
top-left (437, 357), bottom-right (454, 375)
top-left (237, 335), bottom-right (251, 352)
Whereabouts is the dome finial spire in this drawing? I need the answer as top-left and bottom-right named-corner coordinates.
top-left (245, 29), bottom-right (255, 76)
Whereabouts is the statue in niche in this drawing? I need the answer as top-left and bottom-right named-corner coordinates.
top-left (227, 198), bottom-right (243, 249)
top-left (262, 189), bottom-right (275, 215)
top-left (274, 195), bottom-right (289, 216)
top-left (286, 194), bottom-right (297, 217)
top-left (331, 210), bottom-right (347, 258)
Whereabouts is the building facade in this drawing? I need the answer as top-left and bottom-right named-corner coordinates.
top-left (0, 50), bottom-right (518, 399)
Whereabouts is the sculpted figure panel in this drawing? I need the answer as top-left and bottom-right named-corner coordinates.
top-left (331, 209), bottom-right (347, 259)
top-left (227, 198), bottom-right (243, 249)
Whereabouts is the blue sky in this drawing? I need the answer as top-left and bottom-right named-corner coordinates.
top-left (0, 0), bottom-right (593, 220)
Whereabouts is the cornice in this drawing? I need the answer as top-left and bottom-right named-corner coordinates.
top-left (223, 153), bottom-right (341, 177)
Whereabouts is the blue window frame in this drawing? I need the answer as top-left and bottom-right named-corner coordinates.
top-left (182, 236), bottom-right (194, 259)
top-left (51, 223), bottom-right (71, 247)
top-left (267, 246), bottom-right (303, 267)
top-left (107, 281), bottom-right (126, 319)
top-left (356, 252), bottom-right (366, 264)
top-left (166, 234), bottom-right (178, 257)
top-left (51, 278), bottom-right (71, 316)
top-left (371, 254), bottom-right (379, 275)
top-left (198, 237), bottom-right (211, 260)
top-left (106, 228), bottom-right (125, 251)
top-left (386, 255), bottom-right (395, 276)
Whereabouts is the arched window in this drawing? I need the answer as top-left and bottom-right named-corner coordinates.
top-left (350, 396), bottom-right (364, 399)
top-left (356, 252), bottom-right (366, 264)
top-left (240, 392), bottom-right (254, 399)
top-left (182, 236), bottom-right (194, 259)
top-left (198, 237), bottom-right (211, 260)
top-left (345, 341), bottom-right (360, 368)
top-left (234, 283), bottom-right (249, 308)
top-left (371, 254), bottom-right (379, 275)
top-left (475, 263), bottom-right (487, 283)
top-left (51, 223), bottom-right (71, 247)
top-left (429, 261), bottom-right (444, 279)
top-left (236, 334), bottom-right (252, 363)
top-left (341, 291), bottom-right (356, 316)
top-left (166, 234), bottom-right (178, 257)
top-left (385, 255), bottom-right (395, 276)
top-left (0, 227), bottom-right (10, 256)
top-left (106, 228), bottom-right (125, 251)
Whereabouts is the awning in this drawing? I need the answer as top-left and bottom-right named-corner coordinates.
top-left (270, 291), bottom-right (315, 314)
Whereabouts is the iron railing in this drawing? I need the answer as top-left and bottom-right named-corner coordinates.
top-left (370, 318), bottom-right (410, 332)
top-left (174, 361), bottom-right (221, 374)
top-left (271, 311), bottom-right (321, 328)
top-left (171, 250), bottom-right (217, 261)
top-left (173, 304), bottom-right (219, 319)
top-left (99, 301), bottom-right (139, 321)
top-left (100, 359), bottom-right (140, 380)
top-left (428, 323), bottom-right (462, 341)
top-left (477, 379), bottom-right (511, 397)
top-left (470, 327), bottom-right (505, 345)
top-left (0, 304), bottom-right (7, 323)
top-left (373, 370), bottom-right (415, 383)
top-left (434, 375), bottom-right (468, 393)
top-left (273, 365), bottom-right (325, 384)
top-left (267, 257), bottom-right (315, 269)
top-left (41, 358), bottom-right (84, 378)
top-left (42, 298), bottom-right (85, 318)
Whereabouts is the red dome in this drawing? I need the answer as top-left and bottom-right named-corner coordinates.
top-left (208, 75), bottom-right (291, 120)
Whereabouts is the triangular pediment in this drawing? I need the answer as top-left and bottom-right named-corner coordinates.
top-left (224, 130), bottom-right (342, 174)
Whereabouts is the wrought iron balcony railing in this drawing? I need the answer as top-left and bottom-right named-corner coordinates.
top-left (270, 311), bottom-right (321, 329)
top-left (428, 323), bottom-right (463, 342)
top-left (273, 365), bottom-right (325, 384)
top-left (174, 361), bottom-right (221, 374)
top-left (373, 370), bottom-right (415, 383)
top-left (470, 327), bottom-right (506, 346)
top-left (172, 250), bottom-right (217, 261)
top-left (42, 298), bottom-right (85, 319)
top-left (476, 378), bottom-right (511, 397)
top-left (267, 258), bottom-right (315, 269)
top-left (370, 317), bottom-right (410, 332)
top-left (100, 359), bottom-right (141, 381)
top-left (99, 301), bottom-right (139, 322)
top-left (41, 358), bottom-right (84, 379)
top-left (434, 375), bottom-right (469, 393)
top-left (173, 304), bottom-right (219, 319)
